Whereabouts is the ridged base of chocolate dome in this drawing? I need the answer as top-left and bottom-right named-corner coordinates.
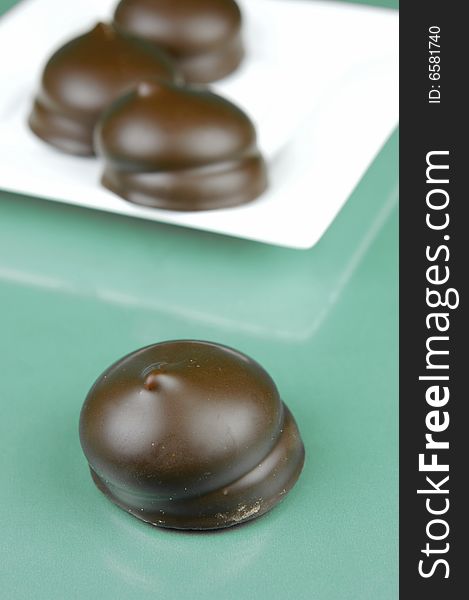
top-left (28, 99), bottom-right (95, 156)
top-left (89, 405), bottom-right (304, 530)
top-left (101, 155), bottom-right (268, 211)
top-left (175, 34), bottom-right (244, 83)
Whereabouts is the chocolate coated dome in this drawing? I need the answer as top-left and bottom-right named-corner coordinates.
top-left (28, 22), bottom-right (179, 155)
top-left (95, 80), bottom-right (267, 210)
top-left (79, 340), bottom-right (305, 530)
top-left (113, 0), bottom-right (244, 83)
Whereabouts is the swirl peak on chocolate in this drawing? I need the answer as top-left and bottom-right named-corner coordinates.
top-left (79, 340), bottom-right (305, 530)
top-left (28, 22), bottom-right (179, 156)
top-left (95, 81), bottom-right (268, 210)
top-left (113, 0), bottom-right (244, 83)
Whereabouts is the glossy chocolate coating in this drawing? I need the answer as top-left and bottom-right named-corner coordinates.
top-left (95, 81), bottom-right (267, 210)
top-left (113, 0), bottom-right (244, 83)
top-left (28, 23), bottom-right (179, 155)
top-left (79, 340), bottom-right (305, 530)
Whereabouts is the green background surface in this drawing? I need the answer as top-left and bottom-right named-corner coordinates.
top-left (0, 1), bottom-right (398, 598)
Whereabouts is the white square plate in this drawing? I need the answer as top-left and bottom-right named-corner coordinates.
top-left (0, 0), bottom-right (398, 249)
